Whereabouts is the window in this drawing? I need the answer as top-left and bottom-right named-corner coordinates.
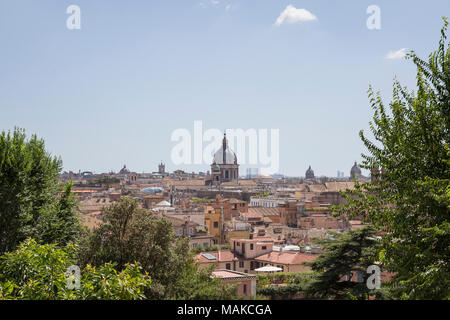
top-left (226, 263), bottom-right (231, 270)
top-left (243, 284), bottom-right (247, 294)
top-left (213, 221), bottom-right (218, 228)
top-left (262, 246), bottom-right (267, 250)
top-left (236, 242), bottom-right (240, 246)
top-left (239, 261), bottom-right (244, 268)
top-left (250, 244), bottom-right (254, 250)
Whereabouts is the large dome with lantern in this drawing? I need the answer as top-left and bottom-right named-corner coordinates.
top-left (208, 133), bottom-right (239, 185)
top-left (213, 137), bottom-right (237, 165)
top-left (350, 161), bottom-right (362, 178)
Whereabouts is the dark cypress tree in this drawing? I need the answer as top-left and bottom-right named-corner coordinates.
top-left (304, 226), bottom-right (381, 300)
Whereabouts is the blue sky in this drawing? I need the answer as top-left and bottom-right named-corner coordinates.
top-left (0, 0), bottom-right (448, 177)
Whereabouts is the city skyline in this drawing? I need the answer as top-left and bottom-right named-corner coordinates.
top-left (62, 159), bottom-right (365, 179)
top-left (1, 1), bottom-right (448, 176)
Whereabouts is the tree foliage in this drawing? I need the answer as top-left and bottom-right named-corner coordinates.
top-left (0, 128), bottom-right (80, 254)
top-left (336, 19), bottom-right (450, 299)
top-left (303, 227), bottom-right (381, 300)
top-left (191, 244), bottom-right (231, 254)
top-left (256, 272), bottom-right (319, 299)
top-left (257, 284), bottom-right (305, 299)
top-left (78, 197), bottom-right (237, 299)
top-left (0, 238), bottom-right (151, 300)
top-left (172, 262), bottom-right (237, 300)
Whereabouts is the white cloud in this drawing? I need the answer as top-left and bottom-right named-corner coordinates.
top-left (385, 48), bottom-right (408, 60)
top-left (199, 0), bottom-right (224, 9)
top-left (274, 5), bottom-right (317, 26)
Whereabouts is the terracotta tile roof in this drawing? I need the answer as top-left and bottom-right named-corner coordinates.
top-left (77, 197), bottom-right (112, 212)
top-left (241, 210), bottom-right (263, 219)
top-left (248, 207), bottom-right (279, 217)
top-left (262, 217), bottom-right (273, 223)
top-left (195, 250), bottom-right (237, 263)
top-left (308, 184), bottom-right (327, 193)
top-left (164, 179), bottom-right (206, 187)
top-left (212, 270), bottom-right (257, 280)
top-left (221, 180), bottom-right (256, 186)
top-left (212, 270), bottom-right (245, 278)
top-left (298, 215), bottom-right (347, 230)
top-left (164, 215), bottom-right (200, 228)
top-left (254, 251), bottom-right (318, 265)
top-left (324, 181), bottom-right (356, 192)
top-left (165, 213), bottom-right (205, 226)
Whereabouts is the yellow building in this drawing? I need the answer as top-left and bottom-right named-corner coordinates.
top-left (204, 206), bottom-right (224, 244)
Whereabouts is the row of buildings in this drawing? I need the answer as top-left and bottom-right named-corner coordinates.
top-left (67, 135), bottom-right (374, 299)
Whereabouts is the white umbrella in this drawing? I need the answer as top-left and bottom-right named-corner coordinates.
top-left (254, 265), bottom-right (283, 273)
top-left (156, 200), bottom-right (172, 207)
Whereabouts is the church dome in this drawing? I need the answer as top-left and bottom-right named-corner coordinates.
top-left (213, 133), bottom-right (237, 165)
top-left (350, 161), bottom-right (362, 177)
top-left (305, 166), bottom-right (315, 179)
top-left (119, 165), bottom-right (130, 174)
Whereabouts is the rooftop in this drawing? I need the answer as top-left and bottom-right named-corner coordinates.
top-left (254, 251), bottom-right (318, 265)
top-left (212, 269), bottom-right (257, 280)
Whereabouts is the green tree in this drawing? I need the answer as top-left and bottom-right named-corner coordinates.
top-left (78, 197), bottom-right (237, 299)
top-left (256, 271), bottom-right (318, 300)
top-left (173, 263), bottom-right (237, 300)
top-left (336, 19), bottom-right (449, 299)
top-left (0, 128), bottom-right (81, 254)
top-left (34, 182), bottom-right (81, 246)
top-left (0, 238), bottom-right (151, 300)
top-left (304, 227), bottom-right (381, 300)
top-left (74, 263), bottom-right (151, 300)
